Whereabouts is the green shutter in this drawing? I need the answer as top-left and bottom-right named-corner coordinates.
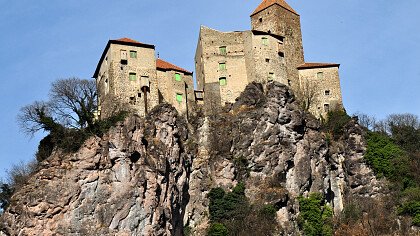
top-left (219, 77), bottom-right (227, 86)
top-left (129, 73), bottom-right (137, 81)
top-left (176, 93), bottom-right (183, 102)
top-left (175, 73), bottom-right (182, 81)
top-left (219, 63), bottom-right (226, 70)
top-left (219, 46), bottom-right (227, 55)
top-left (262, 37), bottom-right (268, 45)
top-left (130, 51), bottom-right (137, 58)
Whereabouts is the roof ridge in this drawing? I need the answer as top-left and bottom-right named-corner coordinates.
top-left (251, 0), bottom-right (298, 16)
top-left (156, 58), bottom-right (192, 74)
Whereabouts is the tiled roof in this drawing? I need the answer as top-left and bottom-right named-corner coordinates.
top-left (156, 58), bottom-right (192, 75)
top-left (251, 0), bottom-right (298, 16)
top-left (297, 62), bottom-right (340, 70)
top-left (114, 37), bottom-right (141, 44)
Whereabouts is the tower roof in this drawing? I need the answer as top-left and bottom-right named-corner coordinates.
top-left (251, 0), bottom-right (298, 16)
top-left (297, 62), bottom-right (340, 70)
top-left (156, 58), bottom-right (193, 75)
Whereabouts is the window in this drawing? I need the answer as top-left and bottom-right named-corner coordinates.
top-left (317, 72), bottom-right (324, 79)
top-left (129, 73), bottom-right (136, 81)
top-left (265, 58), bottom-right (270, 63)
top-left (175, 73), bottom-right (182, 81)
top-left (121, 50), bottom-right (127, 60)
top-left (325, 90), bottom-right (330, 96)
top-left (219, 77), bottom-right (227, 86)
top-left (176, 93), bottom-right (183, 102)
top-left (262, 37), bottom-right (268, 46)
top-left (219, 62), bottom-right (226, 70)
top-left (324, 104), bottom-right (330, 112)
top-left (130, 51), bottom-right (137, 58)
top-left (268, 72), bottom-right (274, 81)
top-left (259, 18), bottom-right (263, 23)
top-left (219, 46), bottom-right (227, 55)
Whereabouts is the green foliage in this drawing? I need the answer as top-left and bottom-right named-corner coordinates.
top-left (207, 183), bottom-right (278, 235)
top-left (208, 223), bottom-right (228, 236)
top-left (364, 131), bottom-right (408, 180)
top-left (183, 225), bottom-right (192, 236)
top-left (298, 193), bottom-right (333, 236)
top-left (208, 183), bottom-right (247, 223)
top-left (322, 109), bottom-right (351, 139)
top-left (35, 111), bottom-right (127, 161)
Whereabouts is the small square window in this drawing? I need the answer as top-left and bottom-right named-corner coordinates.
top-left (325, 90), bottom-right (330, 96)
top-left (175, 73), bottom-right (182, 81)
top-left (324, 104), bottom-right (330, 112)
top-left (219, 46), bottom-right (227, 55)
top-left (129, 73), bottom-right (136, 81)
top-left (259, 18), bottom-right (263, 23)
top-left (176, 93), bottom-right (183, 102)
top-left (130, 51), bottom-right (137, 58)
top-left (268, 72), bottom-right (274, 81)
top-left (265, 58), bottom-right (270, 63)
top-left (317, 72), bottom-right (324, 79)
top-left (219, 77), bottom-right (227, 86)
top-left (219, 63), bottom-right (226, 70)
top-left (262, 37), bottom-right (268, 46)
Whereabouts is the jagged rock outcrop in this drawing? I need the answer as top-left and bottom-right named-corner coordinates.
top-left (1, 104), bottom-right (193, 236)
top-left (1, 82), bottom-right (408, 235)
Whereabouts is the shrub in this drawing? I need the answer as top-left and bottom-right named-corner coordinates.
top-left (364, 131), bottom-right (408, 181)
top-left (298, 193), bottom-right (333, 236)
top-left (322, 109), bottom-right (351, 139)
top-left (208, 223), bottom-right (228, 236)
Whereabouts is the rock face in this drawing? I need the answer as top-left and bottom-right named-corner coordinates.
top-left (1, 104), bottom-right (193, 236)
top-left (0, 82), bottom-right (396, 235)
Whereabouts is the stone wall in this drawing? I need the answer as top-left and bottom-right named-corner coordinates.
top-left (157, 70), bottom-right (194, 115)
top-left (298, 66), bottom-right (343, 118)
top-left (251, 4), bottom-right (304, 91)
top-left (96, 44), bottom-right (159, 118)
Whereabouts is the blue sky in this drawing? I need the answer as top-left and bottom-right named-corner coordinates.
top-left (1, 0), bottom-right (419, 179)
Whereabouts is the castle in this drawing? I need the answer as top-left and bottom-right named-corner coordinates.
top-left (93, 0), bottom-right (343, 119)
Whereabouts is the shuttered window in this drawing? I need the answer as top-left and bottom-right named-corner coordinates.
top-left (262, 37), bottom-right (268, 45)
top-left (219, 63), bottom-right (226, 70)
top-left (130, 51), bottom-right (137, 58)
top-left (219, 46), bottom-right (227, 55)
top-left (219, 77), bottom-right (227, 86)
top-left (129, 73), bottom-right (136, 81)
top-left (176, 93), bottom-right (183, 102)
top-left (175, 73), bottom-right (182, 81)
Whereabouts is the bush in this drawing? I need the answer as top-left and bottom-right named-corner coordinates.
top-left (364, 131), bottom-right (408, 181)
top-left (207, 183), bottom-right (278, 235)
top-left (208, 223), bottom-right (228, 236)
top-left (322, 109), bottom-right (351, 139)
top-left (35, 111), bottom-right (127, 161)
top-left (298, 193), bottom-right (333, 236)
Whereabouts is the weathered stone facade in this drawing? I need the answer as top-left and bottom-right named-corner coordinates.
top-left (297, 63), bottom-right (343, 118)
top-left (195, 0), bottom-right (344, 117)
top-left (94, 38), bottom-right (194, 119)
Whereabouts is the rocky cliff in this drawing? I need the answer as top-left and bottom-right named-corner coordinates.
top-left (0, 82), bottom-right (410, 235)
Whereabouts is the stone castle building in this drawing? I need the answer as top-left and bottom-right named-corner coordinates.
top-left (94, 0), bottom-right (343, 119)
top-left (93, 38), bottom-right (194, 119)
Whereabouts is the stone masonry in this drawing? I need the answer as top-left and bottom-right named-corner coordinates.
top-left (94, 0), bottom-right (344, 119)
top-left (93, 38), bottom-right (194, 119)
top-left (195, 0), bottom-right (344, 117)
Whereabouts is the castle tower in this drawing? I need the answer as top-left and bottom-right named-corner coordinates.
top-left (250, 0), bottom-right (305, 90)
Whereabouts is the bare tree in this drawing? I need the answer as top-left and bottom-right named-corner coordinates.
top-left (295, 80), bottom-right (319, 111)
top-left (18, 78), bottom-right (97, 136)
top-left (354, 112), bottom-right (377, 130)
top-left (17, 101), bottom-right (57, 136)
top-left (49, 78), bottom-right (97, 129)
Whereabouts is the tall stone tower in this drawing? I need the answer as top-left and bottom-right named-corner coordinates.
top-left (250, 0), bottom-right (304, 90)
